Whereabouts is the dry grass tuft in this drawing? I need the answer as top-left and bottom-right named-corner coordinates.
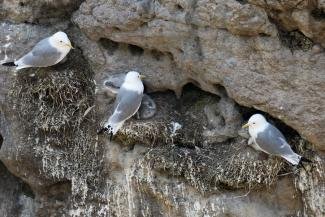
top-left (7, 51), bottom-right (103, 204)
top-left (143, 138), bottom-right (283, 193)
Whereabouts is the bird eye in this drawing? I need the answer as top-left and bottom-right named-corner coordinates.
top-left (60, 40), bottom-right (63, 43)
top-left (252, 122), bottom-right (255, 125)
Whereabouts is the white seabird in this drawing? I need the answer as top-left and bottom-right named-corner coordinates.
top-left (2, 31), bottom-right (73, 70)
top-left (98, 71), bottom-right (145, 140)
top-left (242, 114), bottom-right (302, 165)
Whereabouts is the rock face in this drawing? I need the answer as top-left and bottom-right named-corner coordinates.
top-left (0, 0), bottom-right (324, 217)
top-left (73, 0), bottom-right (325, 150)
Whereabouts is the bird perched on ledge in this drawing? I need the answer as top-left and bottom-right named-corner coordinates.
top-left (242, 114), bottom-right (311, 165)
top-left (2, 31), bottom-right (73, 70)
top-left (97, 71), bottom-right (145, 141)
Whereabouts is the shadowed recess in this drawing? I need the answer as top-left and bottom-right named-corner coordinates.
top-left (0, 134), bottom-right (2, 150)
top-left (99, 38), bottom-right (119, 55)
top-left (278, 29), bottom-right (313, 51)
top-left (311, 8), bottom-right (325, 20)
top-left (128, 44), bottom-right (145, 56)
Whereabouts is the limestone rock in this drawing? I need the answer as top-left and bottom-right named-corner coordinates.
top-left (0, 162), bottom-right (35, 217)
top-left (73, 0), bottom-right (325, 150)
top-left (0, 0), bottom-right (83, 23)
top-left (0, 1), bottom-right (324, 217)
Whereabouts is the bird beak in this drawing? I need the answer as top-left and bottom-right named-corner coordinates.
top-left (140, 75), bottom-right (146, 80)
top-left (242, 123), bottom-right (250, 128)
top-left (66, 42), bottom-right (74, 49)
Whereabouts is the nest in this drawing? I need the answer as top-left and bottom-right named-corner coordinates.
top-left (142, 138), bottom-right (283, 194)
top-left (7, 51), bottom-right (103, 204)
top-left (9, 60), bottom-right (94, 135)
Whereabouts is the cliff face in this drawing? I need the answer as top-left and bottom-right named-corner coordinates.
top-left (0, 0), bottom-right (324, 216)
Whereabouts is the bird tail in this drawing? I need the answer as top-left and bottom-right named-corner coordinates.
top-left (282, 153), bottom-right (301, 165)
top-left (108, 121), bottom-right (124, 135)
top-left (97, 125), bottom-right (114, 141)
top-left (300, 156), bottom-right (312, 163)
top-left (2, 61), bottom-right (16, 67)
top-left (97, 121), bottom-right (124, 141)
top-left (297, 156), bottom-right (313, 171)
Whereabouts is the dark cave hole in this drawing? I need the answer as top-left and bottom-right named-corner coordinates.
top-left (187, 79), bottom-right (201, 89)
top-left (19, 2), bottom-right (26, 7)
top-left (259, 33), bottom-right (269, 37)
top-left (180, 82), bottom-right (218, 103)
top-left (267, 15), bottom-right (313, 52)
top-left (311, 8), bottom-right (325, 20)
top-left (213, 84), bottom-right (229, 97)
top-left (166, 52), bottom-right (174, 61)
top-left (128, 44), bottom-right (144, 56)
top-left (175, 4), bottom-right (184, 11)
top-left (112, 26), bottom-right (121, 31)
top-left (239, 106), bottom-right (300, 140)
top-left (21, 181), bottom-right (35, 199)
top-left (235, 0), bottom-right (248, 5)
top-left (151, 49), bottom-right (164, 61)
top-left (181, 83), bottom-right (301, 144)
top-left (99, 38), bottom-right (119, 55)
top-left (277, 29), bottom-right (313, 51)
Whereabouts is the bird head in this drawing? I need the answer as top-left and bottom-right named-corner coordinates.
top-left (125, 71), bottom-right (145, 82)
top-left (51, 31), bottom-right (74, 49)
top-left (242, 114), bottom-right (268, 130)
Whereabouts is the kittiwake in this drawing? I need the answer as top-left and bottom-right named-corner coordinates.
top-left (97, 71), bottom-right (145, 140)
top-left (242, 114), bottom-right (305, 165)
top-left (2, 31), bottom-right (73, 70)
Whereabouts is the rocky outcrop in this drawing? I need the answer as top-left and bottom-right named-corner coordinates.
top-left (73, 0), bottom-right (325, 150)
top-left (0, 0), bottom-right (324, 217)
top-left (0, 0), bottom-right (83, 23)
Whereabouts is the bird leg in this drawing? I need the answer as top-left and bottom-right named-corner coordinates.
top-left (109, 131), bottom-right (113, 141)
top-left (248, 137), bottom-right (253, 146)
top-left (297, 157), bottom-right (313, 172)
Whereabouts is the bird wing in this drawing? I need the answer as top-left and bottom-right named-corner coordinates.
top-left (17, 38), bottom-right (61, 67)
top-left (108, 86), bottom-right (143, 125)
top-left (255, 124), bottom-right (296, 156)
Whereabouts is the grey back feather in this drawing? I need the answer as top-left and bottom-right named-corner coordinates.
top-left (255, 124), bottom-right (296, 156)
top-left (19, 38), bottom-right (61, 66)
top-left (109, 86), bottom-right (143, 124)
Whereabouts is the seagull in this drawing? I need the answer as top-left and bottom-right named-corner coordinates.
top-left (242, 114), bottom-right (309, 165)
top-left (2, 31), bottom-right (73, 70)
top-left (97, 71), bottom-right (145, 140)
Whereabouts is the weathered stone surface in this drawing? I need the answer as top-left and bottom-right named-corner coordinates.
top-left (0, 162), bottom-right (35, 217)
top-left (73, 0), bottom-right (325, 150)
top-left (0, 0), bottom-right (324, 217)
top-left (0, 0), bottom-right (83, 23)
top-left (99, 142), bottom-right (301, 217)
top-left (248, 0), bottom-right (325, 47)
top-left (296, 151), bottom-right (325, 217)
